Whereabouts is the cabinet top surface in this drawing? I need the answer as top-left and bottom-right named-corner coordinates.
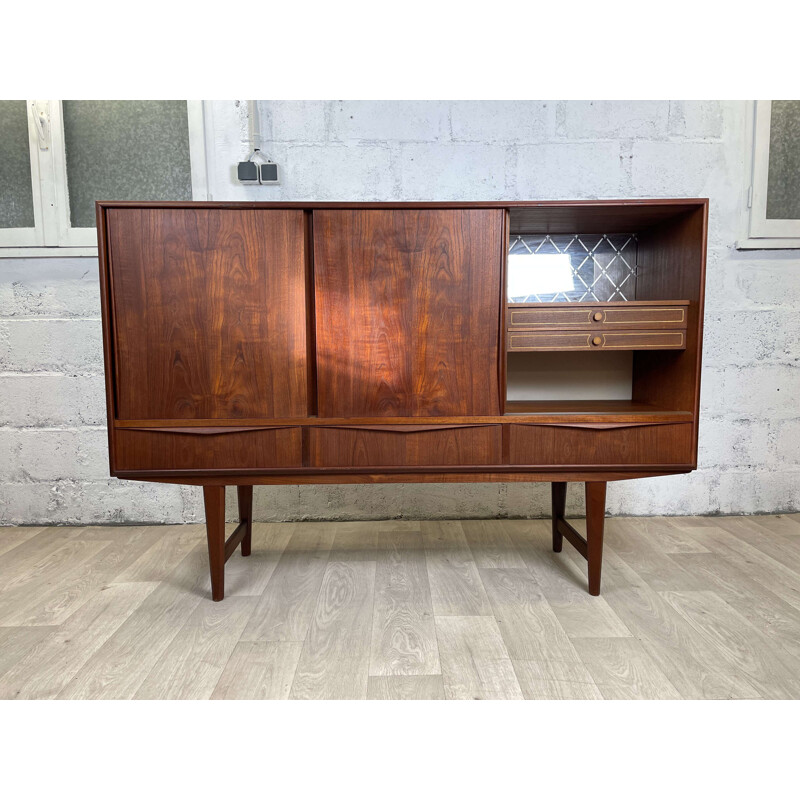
top-left (97, 198), bottom-right (708, 210)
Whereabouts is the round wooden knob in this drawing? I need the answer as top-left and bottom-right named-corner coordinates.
top-left (592, 336), bottom-right (603, 346)
top-left (593, 312), bottom-right (603, 322)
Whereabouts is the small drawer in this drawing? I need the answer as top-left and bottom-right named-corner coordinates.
top-left (309, 424), bottom-right (502, 468)
top-left (508, 303), bottom-right (688, 330)
top-left (508, 330), bottom-right (685, 351)
top-left (509, 422), bottom-right (693, 466)
top-left (114, 426), bottom-right (302, 471)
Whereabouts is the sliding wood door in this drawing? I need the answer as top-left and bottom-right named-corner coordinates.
top-left (107, 208), bottom-right (308, 420)
top-left (314, 209), bottom-right (504, 417)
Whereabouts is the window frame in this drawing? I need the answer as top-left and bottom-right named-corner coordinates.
top-left (738, 99), bottom-right (800, 250)
top-left (0, 100), bottom-right (209, 257)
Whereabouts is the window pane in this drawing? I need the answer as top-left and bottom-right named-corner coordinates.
top-left (63, 100), bottom-right (192, 228)
top-left (766, 100), bottom-right (800, 220)
top-left (0, 100), bottom-right (35, 228)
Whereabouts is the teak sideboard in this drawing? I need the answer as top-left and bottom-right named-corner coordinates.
top-left (97, 199), bottom-right (708, 600)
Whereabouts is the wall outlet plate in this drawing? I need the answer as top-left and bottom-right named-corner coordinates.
top-left (237, 161), bottom-right (259, 183)
top-left (259, 162), bottom-right (280, 184)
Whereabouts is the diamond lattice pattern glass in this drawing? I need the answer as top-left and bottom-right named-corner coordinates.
top-left (507, 234), bottom-right (638, 303)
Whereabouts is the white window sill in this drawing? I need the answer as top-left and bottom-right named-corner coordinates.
top-left (736, 238), bottom-right (800, 250)
top-left (0, 246), bottom-right (99, 259)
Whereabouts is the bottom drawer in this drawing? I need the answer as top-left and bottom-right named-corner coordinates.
top-left (114, 427), bottom-right (303, 471)
top-left (309, 425), bottom-right (502, 468)
top-left (508, 330), bottom-right (686, 351)
top-left (509, 422), bottom-right (693, 466)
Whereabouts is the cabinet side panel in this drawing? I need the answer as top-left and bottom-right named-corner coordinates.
top-left (634, 205), bottom-right (706, 416)
top-left (107, 208), bottom-right (308, 420)
top-left (314, 209), bottom-right (503, 417)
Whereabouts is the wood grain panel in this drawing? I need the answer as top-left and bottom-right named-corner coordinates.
top-left (508, 302), bottom-right (688, 330)
top-left (633, 203), bottom-right (707, 417)
top-left (211, 642), bottom-right (304, 700)
top-left (508, 331), bottom-right (685, 351)
top-left (114, 427), bottom-right (302, 471)
top-left (370, 529), bottom-right (440, 677)
top-left (107, 208), bottom-right (308, 420)
top-left (509, 422), bottom-right (693, 466)
top-left (308, 425), bottom-right (502, 468)
top-left (435, 616), bottom-right (524, 700)
top-left (313, 209), bottom-right (503, 417)
top-left (508, 200), bottom-right (706, 235)
top-left (367, 675), bottom-right (446, 700)
top-left (422, 521), bottom-right (493, 616)
top-left (134, 597), bottom-right (257, 700)
top-left (512, 659), bottom-right (603, 700)
top-left (240, 525), bottom-right (336, 643)
top-left (572, 637), bottom-right (682, 700)
top-left (289, 561), bottom-right (376, 700)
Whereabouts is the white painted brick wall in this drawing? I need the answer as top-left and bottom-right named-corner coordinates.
top-left (1, 100), bottom-right (798, 525)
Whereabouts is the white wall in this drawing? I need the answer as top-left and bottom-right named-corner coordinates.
top-left (1, 100), bottom-right (798, 524)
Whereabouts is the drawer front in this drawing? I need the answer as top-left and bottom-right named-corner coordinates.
top-left (309, 425), bottom-right (503, 468)
top-left (115, 427), bottom-right (302, 471)
top-left (508, 330), bottom-right (685, 351)
top-left (509, 423), bottom-right (693, 466)
top-left (508, 304), bottom-right (687, 330)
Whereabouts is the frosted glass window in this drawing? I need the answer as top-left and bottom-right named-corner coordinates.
top-left (766, 100), bottom-right (800, 220)
top-left (0, 101), bottom-right (35, 228)
top-left (62, 100), bottom-right (192, 228)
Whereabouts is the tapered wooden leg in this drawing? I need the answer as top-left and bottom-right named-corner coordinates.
top-left (237, 485), bottom-right (253, 557)
top-left (203, 485), bottom-right (226, 602)
top-left (585, 481), bottom-right (607, 596)
top-left (551, 482), bottom-right (567, 552)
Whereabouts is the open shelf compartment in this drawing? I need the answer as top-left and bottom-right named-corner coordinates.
top-left (502, 200), bottom-right (706, 422)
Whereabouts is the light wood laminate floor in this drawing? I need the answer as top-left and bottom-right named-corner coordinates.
top-left (1, 514), bottom-right (799, 700)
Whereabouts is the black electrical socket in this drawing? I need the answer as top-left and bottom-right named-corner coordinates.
top-left (237, 161), bottom-right (259, 183)
top-left (260, 163), bottom-right (279, 183)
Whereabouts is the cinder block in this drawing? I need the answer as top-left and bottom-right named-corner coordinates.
top-left (0, 479), bottom-right (185, 525)
top-left (216, 484), bottom-right (303, 524)
top-left (668, 101), bottom-right (724, 139)
top-left (503, 481), bottom-right (552, 518)
top-left (702, 248), bottom-right (751, 317)
top-left (397, 483), bottom-right (502, 520)
top-left (0, 258), bottom-right (100, 318)
top-left (630, 140), bottom-right (727, 197)
top-left (606, 472), bottom-right (716, 517)
top-left (265, 100), bottom-right (327, 142)
top-left (0, 319), bottom-right (103, 373)
top-left (703, 310), bottom-right (798, 367)
top-left (13, 428), bottom-right (108, 481)
top-left (281, 144), bottom-right (394, 201)
top-left (515, 142), bottom-right (622, 198)
top-left (329, 101), bottom-right (449, 142)
top-left (295, 483), bottom-right (405, 521)
top-left (398, 143), bottom-right (508, 200)
top-left (774, 419), bottom-right (800, 466)
top-left (698, 417), bottom-right (771, 469)
top-left (562, 101), bottom-right (669, 139)
top-left (721, 365), bottom-right (800, 417)
top-left (715, 471), bottom-right (800, 515)
top-left (450, 101), bottom-right (552, 143)
top-left (0, 429), bottom-right (18, 480)
top-left (0, 375), bottom-right (107, 427)
top-left (699, 367), bottom-right (726, 415)
top-left (724, 256), bottom-right (800, 308)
